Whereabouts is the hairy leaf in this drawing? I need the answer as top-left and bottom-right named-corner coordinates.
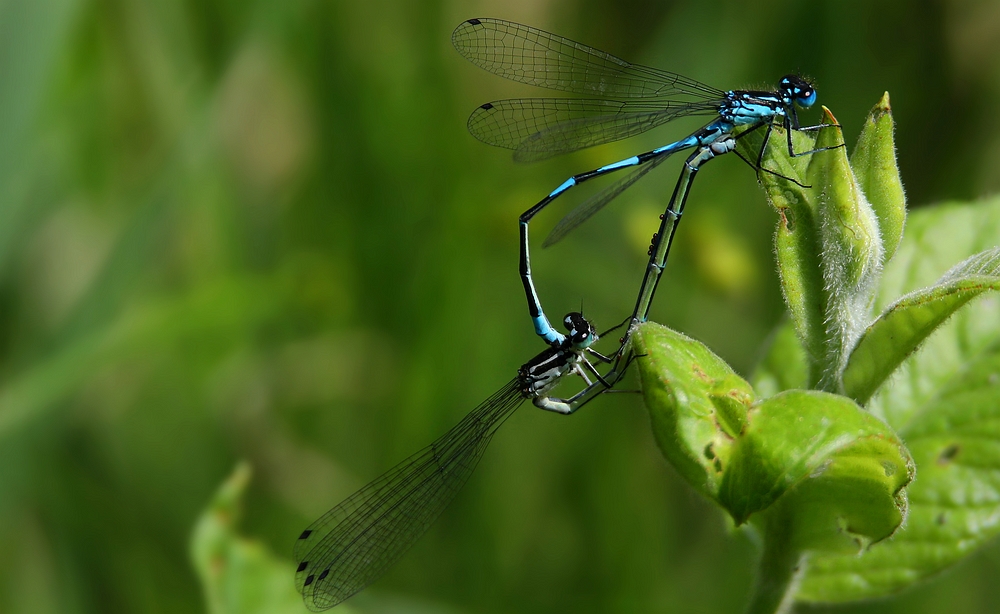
top-left (843, 247), bottom-right (1000, 405)
top-left (851, 92), bottom-right (906, 262)
top-left (798, 197), bottom-right (1000, 602)
top-left (634, 323), bottom-right (911, 536)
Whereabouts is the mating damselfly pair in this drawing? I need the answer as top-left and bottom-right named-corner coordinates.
top-left (294, 17), bottom-right (836, 610)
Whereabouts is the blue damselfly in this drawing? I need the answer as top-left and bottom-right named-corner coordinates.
top-left (453, 18), bottom-right (836, 346)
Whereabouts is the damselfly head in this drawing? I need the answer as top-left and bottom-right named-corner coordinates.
top-left (563, 312), bottom-right (597, 349)
top-left (779, 74), bottom-right (816, 108)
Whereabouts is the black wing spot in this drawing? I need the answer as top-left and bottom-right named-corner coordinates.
top-left (318, 569), bottom-right (330, 581)
top-left (467, 18), bottom-right (481, 25)
top-left (299, 529), bottom-right (312, 540)
top-left (304, 574), bottom-right (315, 587)
top-left (297, 562), bottom-right (308, 572)
top-left (480, 102), bottom-right (493, 110)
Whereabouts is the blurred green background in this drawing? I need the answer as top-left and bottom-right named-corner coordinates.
top-left (2, 0), bottom-right (1000, 612)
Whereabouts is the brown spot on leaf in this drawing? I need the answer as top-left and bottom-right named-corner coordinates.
top-left (937, 443), bottom-right (960, 466)
top-left (779, 207), bottom-right (794, 232)
top-left (691, 364), bottom-right (712, 383)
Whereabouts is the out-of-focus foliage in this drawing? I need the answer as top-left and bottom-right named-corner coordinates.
top-left (191, 463), bottom-right (305, 614)
top-left (2, 1), bottom-right (1000, 613)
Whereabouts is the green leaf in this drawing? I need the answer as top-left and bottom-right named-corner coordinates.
top-left (803, 109), bottom-right (884, 391)
top-left (632, 322), bottom-right (754, 501)
top-left (746, 408), bottom-right (913, 614)
top-left (720, 390), bottom-right (911, 531)
top-left (736, 124), bottom-right (826, 389)
top-left (797, 197), bottom-right (1000, 602)
top-left (634, 322), bottom-right (911, 523)
top-left (851, 92), bottom-right (907, 262)
top-left (808, 109), bottom-right (884, 305)
top-left (635, 322), bottom-right (913, 611)
top-left (737, 107), bottom-right (884, 391)
top-left (190, 463), bottom-right (312, 614)
top-left (842, 247), bottom-right (1000, 405)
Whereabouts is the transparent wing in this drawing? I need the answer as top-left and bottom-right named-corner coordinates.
top-left (469, 98), bottom-right (719, 161)
top-left (543, 152), bottom-right (675, 247)
top-left (294, 380), bottom-right (524, 611)
top-left (452, 18), bottom-right (725, 100)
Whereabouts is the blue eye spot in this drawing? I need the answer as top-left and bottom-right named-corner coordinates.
top-left (798, 90), bottom-right (817, 107)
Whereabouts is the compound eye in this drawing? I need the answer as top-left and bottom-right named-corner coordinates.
top-left (571, 325), bottom-right (596, 349)
top-left (797, 89), bottom-right (817, 108)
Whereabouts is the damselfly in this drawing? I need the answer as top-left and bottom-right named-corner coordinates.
top-left (453, 18), bottom-right (837, 347)
top-left (294, 312), bottom-right (622, 611)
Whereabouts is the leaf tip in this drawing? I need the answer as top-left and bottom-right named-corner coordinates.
top-left (876, 91), bottom-right (892, 114)
top-left (815, 106), bottom-right (847, 150)
top-left (820, 105), bottom-right (839, 126)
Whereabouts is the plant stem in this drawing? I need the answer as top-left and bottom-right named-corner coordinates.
top-left (745, 531), bottom-right (807, 614)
